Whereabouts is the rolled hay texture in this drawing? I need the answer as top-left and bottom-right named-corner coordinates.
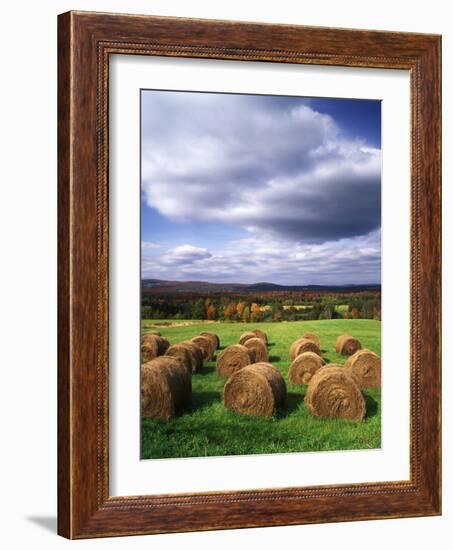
top-left (223, 362), bottom-right (287, 417)
top-left (289, 337), bottom-right (321, 361)
top-left (143, 330), bottom-right (161, 336)
top-left (336, 334), bottom-right (362, 356)
top-left (200, 331), bottom-right (220, 350)
top-left (164, 344), bottom-right (192, 374)
top-left (141, 333), bottom-right (156, 344)
top-left (305, 365), bottom-right (366, 422)
top-left (252, 329), bottom-right (268, 345)
top-left (288, 351), bottom-right (326, 385)
top-left (216, 344), bottom-right (253, 378)
top-left (244, 337), bottom-right (269, 363)
top-left (140, 357), bottom-right (192, 420)
top-left (141, 339), bottom-right (158, 364)
top-left (142, 333), bottom-right (170, 356)
top-left (302, 332), bottom-right (321, 348)
top-left (345, 349), bottom-right (381, 388)
top-left (191, 335), bottom-right (214, 361)
top-left (238, 331), bottom-right (258, 346)
top-left (179, 341), bottom-right (204, 373)
top-left (335, 334), bottom-right (347, 353)
top-left (198, 332), bottom-right (218, 356)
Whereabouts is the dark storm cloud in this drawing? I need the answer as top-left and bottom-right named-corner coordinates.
top-left (141, 90), bottom-right (381, 244)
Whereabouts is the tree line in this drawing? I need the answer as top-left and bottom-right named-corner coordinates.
top-left (141, 291), bottom-right (381, 322)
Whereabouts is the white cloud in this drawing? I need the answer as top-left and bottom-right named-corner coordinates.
top-left (141, 230), bottom-right (381, 285)
top-left (141, 93), bottom-right (381, 243)
top-left (163, 244), bottom-right (212, 265)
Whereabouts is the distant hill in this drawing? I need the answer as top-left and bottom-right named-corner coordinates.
top-left (142, 278), bottom-right (381, 294)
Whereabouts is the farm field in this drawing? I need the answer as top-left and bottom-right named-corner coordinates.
top-left (141, 318), bottom-right (381, 459)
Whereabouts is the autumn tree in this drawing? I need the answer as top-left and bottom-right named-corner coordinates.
top-left (207, 303), bottom-right (216, 320)
top-left (250, 302), bottom-right (262, 322)
top-left (242, 305), bottom-right (251, 323)
top-left (351, 307), bottom-right (361, 319)
top-left (236, 301), bottom-right (246, 318)
top-left (223, 302), bottom-right (236, 320)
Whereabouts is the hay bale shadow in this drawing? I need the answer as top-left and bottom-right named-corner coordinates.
top-left (269, 355), bottom-right (281, 362)
top-left (364, 394), bottom-right (379, 418)
top-left (197, 365), bottom-right (216, 376)
top-left (191, 390), bottom-right (221, 411)
top-left (277, 391), bottom-right (305, 417)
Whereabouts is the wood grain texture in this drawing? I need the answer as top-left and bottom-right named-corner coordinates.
top-left (57, 10), bottom-right (442, 539)
top-left (57, 11), bottom-right (71, 538)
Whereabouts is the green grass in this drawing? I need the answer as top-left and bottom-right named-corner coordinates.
top-left (141, 319), bottom-right (381, 459)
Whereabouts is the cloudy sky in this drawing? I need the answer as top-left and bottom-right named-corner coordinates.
top-left (141, 90), bottom-right (381, 285)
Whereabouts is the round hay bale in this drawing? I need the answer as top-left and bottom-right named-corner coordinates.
top-left (143, 330), bottom-right (161, 337)
top-left (198, 332), bottom-right (218, 355)
top-left (238, 331), bottom-right (258, 346)
top-left (295, 339), bottom-right (321, 358)
top-left (165, 344), bottom-right (192, 374)
top-left (216, 344), bottom-right (253, 378)
top-left (141, 339), bottom-right (158, 363)
top-left (288, 351), bottom-right (326, 385)
top-left (305, 365), bottom-right (366, 422)
top-left (335, 334), bottom-right (351, 353)
top-left (191, 335), bottom-right (214, 361)
top-left (345, 349), bottom-right (381, 388)
top-left (200, 331), bottom-right (220, 350)
top-left (142, 333), bottom-right (170, 355)
top-left (289, 337), bottom-right (321, 361)
top-left (141, 357), bottom-right (192, 420)
top-left (179, 341), bottom-right (204, 373)
top-left (252, 329), bottom-right (268, 345)
top-left (335, 334), bottom-right (354, 354)
top-left (141, 333), bottom-right (156, 344)
top-left (244, 337), bottom-right (269, 363)
top-left (289, 339), bottom-right (302, 360)
top-left (337, 335), bottom-right (362, 356)
top-left (223, 362), bottom-right (286, 417)
top-left (302, 332), bottom-right (321, 348)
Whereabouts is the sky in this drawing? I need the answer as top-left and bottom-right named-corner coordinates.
top-left (141, 90), bottom-right (381, 285)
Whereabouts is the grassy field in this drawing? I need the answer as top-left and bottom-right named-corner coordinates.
top-left (141, 319), bottom-right (381, 459)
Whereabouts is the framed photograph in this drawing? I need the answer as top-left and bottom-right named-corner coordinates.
top-left (58, 11), bottom-right (441, 538)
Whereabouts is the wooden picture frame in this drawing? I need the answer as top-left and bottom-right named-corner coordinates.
top-left (58, 11), bottom-right (441, 539)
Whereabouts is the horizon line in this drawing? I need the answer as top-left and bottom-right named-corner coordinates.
top-left (141, 278), bottom-right (381, 287)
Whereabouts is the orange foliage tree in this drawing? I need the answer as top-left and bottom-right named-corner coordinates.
top-left (207, 303), bottom-right (216, 320)
top-left (351, 307), bottom-right (361, 319)
top-left (250, 302), bottom-right (262, 322)
top-left (236, 301), bottom-right (246, 318)
top-left (223, 302), bottom-right (236, 320)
